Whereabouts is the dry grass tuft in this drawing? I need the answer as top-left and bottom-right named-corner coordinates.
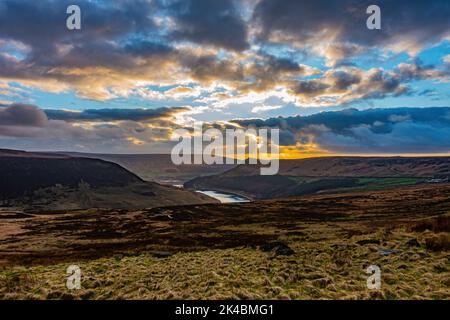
top-left (410, 216), bottom-right (450, 233)
top-left (425, 233), bottom-right (450, 252)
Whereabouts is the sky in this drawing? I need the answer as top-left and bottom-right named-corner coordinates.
top-left (0, 0), bottom-right (449, 156)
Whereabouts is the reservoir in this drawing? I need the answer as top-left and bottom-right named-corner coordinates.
top-left (196, 190), bottom-right (250, 203)
top-left (172, 184), bottom-right (249, 203)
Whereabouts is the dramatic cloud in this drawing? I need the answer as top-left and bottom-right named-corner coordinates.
top-left (163, 0), bottom-right (249, 51)
top-left (288, 62), bottom-right (449, 106)
top-left (0, 103), bottom-right (188, 152)
top-left (1, 103), bottom-right (450, 155)
top-left (0, 0), bottom-right (448, 107)
top-left (0, 1), bottom-right (247, 99)
top-left (44, 107), bottom-right (190, 122)
top-left (0, 104), bottom-right (47, 126)
top-left (253, 0), bottom-right (450, 57)
top-left (234, 107), bottom-right (450, 154)
top-left (0, 0), bottom-right (169, 99)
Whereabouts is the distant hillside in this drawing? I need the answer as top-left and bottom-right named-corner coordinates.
top-left (58, 152), bottom-right (235, 184)
top-left (219, 157), bottom-right (450, 178)
top-left (0, 149), bottom-right (217, 209)
top-left (185, 157), bottom-right (450, 199)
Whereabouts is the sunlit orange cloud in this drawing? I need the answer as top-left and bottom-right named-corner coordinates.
top-left (126, 137), bottom-right (145, 145)
top-left (276, 143), bottom-right (329, 159)
top-left (265, 144), bottom-right (450, 160)
top-left (195, 142), bottom-right (450, 161)
top-left (214, 142), bottom-right (330, 161)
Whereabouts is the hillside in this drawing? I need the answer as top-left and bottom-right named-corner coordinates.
top-left (219, 157), bottom-right (450, 177)
top-left (58, 152), bottom-right (235, 184)
top-left (0, 150), bottom-right (143, 200)
top-left (185, 157), bottom-right (450, 199)
top-left (0, 149), bottom-right (216, 210)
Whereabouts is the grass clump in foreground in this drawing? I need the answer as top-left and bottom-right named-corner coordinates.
top-left (1, 228), bottom-right (448, 300)
top-left (1, 185), bottom-right (449, 300)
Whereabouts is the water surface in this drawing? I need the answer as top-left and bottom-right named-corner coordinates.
top-left (196, 190), bottom-right (249, 203)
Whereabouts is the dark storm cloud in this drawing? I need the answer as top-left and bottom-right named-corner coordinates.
top-left (292, 81), bottom-right (330, 97)
top-left (240, 53), bottom-right (315, 92)
top-left (234, 107), bottom-right (450, 153)
top-left (0, 0), bottom-right (170, 84)
top-left (237, 107), bottom-right (450, 134)
top-left (44, 107), bottom-right (190, 122)
top-left (0, 0), bottom-right (156, 45)
top-left (54, 39), bottom-right (173, 70)
top-left (124, 41), bottom-right (173, 57)
top-left (331, 70), bottom-right (362, 91)
top-left (0, 0), bottom-right (161, 68)
top-left (0, 103), bottom-right (48, 126)
top-left (253, 0), bottom-right (450, 53)
top-left (163, 0), bottom-right (248, 51)
top-left (180, 54), bottom-right (245, 83)
top-left (264, 55), bottom-right (301, 73)
top-left (0, 1), bottom-right (252, 100)
top-left (0, 103), bottom-right (54, 138)
top-left (0, 0), bottom-right (248, 64)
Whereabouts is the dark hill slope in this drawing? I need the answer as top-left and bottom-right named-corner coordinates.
top-left (0, 152), bottom-right (142, 199)
top-left (0, 149), bottom-right (216, 209)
